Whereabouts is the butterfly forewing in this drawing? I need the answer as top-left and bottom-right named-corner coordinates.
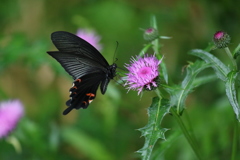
top-left (47, 51), bottom-right (108, 79)
top-left (50, 31), bottom-right (109, 66)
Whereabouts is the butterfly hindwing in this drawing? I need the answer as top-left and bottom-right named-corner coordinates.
top-left (63, 75), bottom-right (102, 115)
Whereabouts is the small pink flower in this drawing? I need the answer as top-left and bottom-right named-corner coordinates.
top-left (0, 100), bottom-right (24, 139)
top-left (76, 29), bottom-right (102, 51)
top-left (143, 27), bottom-right (159, 41)
top-left (124, 54), bottom-right (162, 94)
top-left (214, 31), bottom-right (224, 40)
top-left (213, 31), bottom-right (230, 49)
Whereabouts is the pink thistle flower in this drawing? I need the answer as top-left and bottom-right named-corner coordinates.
top-left (143, 27), bottom-right (159, 41)
top-left (214, 31), bottom-right (224, 40)
top-left (124, 54), bottom-right (162, 94)
top-left (213, 31), bottom-right (230, 49)
top-left (76, 29), bottom-right (102, 51)
top-left (0, 100), bottom-right (24, 139)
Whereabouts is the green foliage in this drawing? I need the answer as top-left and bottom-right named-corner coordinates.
top-left (165, 61), bottom-right (213, 115)
top-left (225, 71), bottom-right (240, 121)
top-left (190, 49), bottom-right (230, 81)
top-left (137, 97), bottom-right (170, 160)
top-left (190, 49), bottom-right (240, 122)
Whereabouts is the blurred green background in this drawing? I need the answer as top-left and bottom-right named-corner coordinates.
top-left (0, 0), bottom-right (240, 159)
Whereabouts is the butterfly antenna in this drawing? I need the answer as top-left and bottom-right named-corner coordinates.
top-left (113, 41), bottom-right (119, 63)
top-left (111, 41), bottom-right (127, 88)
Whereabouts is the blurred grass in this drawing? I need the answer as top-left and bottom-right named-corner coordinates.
top-left (0, 0), bottom-right (240, 159)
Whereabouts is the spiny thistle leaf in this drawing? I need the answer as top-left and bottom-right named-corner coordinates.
top-left (190, 49), bottom-right (240, 121)
top-left (190, 49), bottom-right (230, 81)
top-left (225, 71), bottom-right (240, 121)
top-left (137, 97), bottom-right (170, 160)
top-left (192, 75), bottom-right (217, 87)
top-left (165, 60), bottom-right (212, 115)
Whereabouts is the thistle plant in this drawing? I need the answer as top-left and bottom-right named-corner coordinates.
top-left (0, 100), bottom-right (24, 153)
top-left (123, 16), bottom-right (240, 160)
top-left (0, 100), bottom-right (24, 139)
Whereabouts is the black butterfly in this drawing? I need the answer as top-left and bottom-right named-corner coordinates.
top-left (47, 31), bottom-right (117, 115)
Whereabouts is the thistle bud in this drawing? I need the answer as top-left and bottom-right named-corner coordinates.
top-left (143, 28), bottom-right (159, 41)
top-left (213, 31), bottom-right (230, 49)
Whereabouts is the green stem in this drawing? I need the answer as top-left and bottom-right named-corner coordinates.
top-left (185, 110), bottom-right (199, 149)
top-left (171, 108), bottom-right (202, 160)
top-left (150, 15), bottom-right (161, 57)
top-left (231, 119), bottom-right (239, 160)
top-left (155, 88), bottom-right (161, 99)
top-left (226, 46), bottom-right (239, 160)
top-left (224, 47), bottom-right (238, 70)
top-left (225, 47), bottom-right (239, 139)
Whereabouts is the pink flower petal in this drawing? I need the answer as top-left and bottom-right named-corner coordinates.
top-left (124, 54), bottom-right (161, 94)
top-left (76, 29), bottom-right (102, 51)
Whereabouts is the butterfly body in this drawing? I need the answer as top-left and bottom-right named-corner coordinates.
top-left (47, 31), bottom-right (117, 115)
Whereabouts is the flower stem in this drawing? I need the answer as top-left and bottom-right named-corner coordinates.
top-left (224, 47), bottom-right (238, 70)
top-left (155, 88), bottom-right (161, 99)
top-left (231, 119), bottom-right (239, 160)
top-left (185, 110), bottom-right (199, 148)
top-left (150, 15), bottom-right (161, 56)
top-left (171, 108), bottom-right (202, 160)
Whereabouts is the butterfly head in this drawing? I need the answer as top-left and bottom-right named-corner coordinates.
top-left (108, 63), bottom-right (117, 79)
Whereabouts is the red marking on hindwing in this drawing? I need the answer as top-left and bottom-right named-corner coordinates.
top-left (86, 93), bottom-right (95, 98)
top-left (82, 101), bottom-right (87, 106)
top-left (72, 86), bottom-right (77, 89)
top-left (75, 79), bottom-right (81, 83)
